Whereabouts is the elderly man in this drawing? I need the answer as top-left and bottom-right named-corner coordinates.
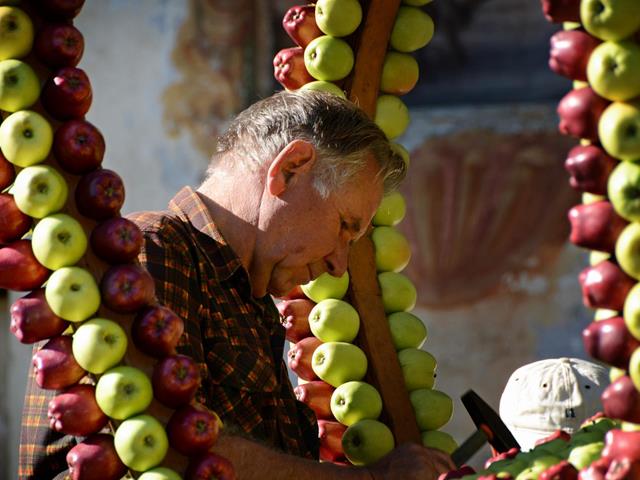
top-left (19, 90), bottom-right (454, 479)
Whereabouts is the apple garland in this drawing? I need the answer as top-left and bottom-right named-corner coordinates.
top-left (0, 1), bottom-right (234, 479)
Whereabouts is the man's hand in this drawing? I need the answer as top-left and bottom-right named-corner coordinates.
top-left (367, 443), bottom-right (456, 480)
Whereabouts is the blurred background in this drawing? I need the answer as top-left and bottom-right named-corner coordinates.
top-left (0, 0), bottom-right (589, 476)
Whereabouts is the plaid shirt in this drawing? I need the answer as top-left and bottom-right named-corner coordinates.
top-left (19, 186), bottom-right (318, 479)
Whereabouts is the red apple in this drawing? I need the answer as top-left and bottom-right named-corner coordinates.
top-left (287, 336), bottom-right (322, 381)
top-left (540, 0), bottom-right (580, 23)
top-left (536, 430), bottom-right (572, 447)
top-left (53, 120), bottom-right (105, 174)
top-left (485, 447), bottom-right (520, 469)
top-left (568, 201), bottom-right (628, 253)
top-left (282, 5), bottom-right (323, 48)
top-left (100, 263), bottom-right (156, 313)
top-left (38, 0), bottom-right (86, 20)
top-left (33, 335), bottom-right (86, 390)
top-left (152, 354), bottom-right (201, 408)
top-left (48, 384), bottom-right (108, 436)
top-left (90, 217), bottom-right (143, 264)
top-left (579, 261), bottom-right (635, 311)
top-left (557, 87), bottom-right (610, 141)
top-left (318, 419), bottom-right (347, 462)
top-left (583, 316), bottom-right (640, 369)
top-left (277, 298), bottom-right (314, 343)
top-left (438, 466), bottom-right (477, 480)
top-left (273, 46), bottom-right (314, 91)
top-left (606, 458), bottom-right (640, 479)
top-left (549, 30), bottom-right (600, 81)
top-left (0, 193), bottom-right (33, 245)
top-left (41, 67), bottom-right (92, 120)
top-left (10, 288), bottom-right (67, 344)
top-left (75, 169), bottom-right (125, 220)
top-left (0, 240), bottom-right (50, 291)
top-left (34, 23), bottom-right (84, 68)
top-left (131, 305), bottom-right (184, 358)
top-left (66, 433), bottom-right (128, 480)
top-left (294, 380), bottom-right (334, 419)
top-left (276, 284), bottom-right (307, 300)
top-left (602, 376), bottom-right (640, 424)
top-left (565, 145), bottom-right (617, 195)
top-left (0, 151), bottom-right (15, 191)
top-left (602, 430), bottom-right (640, 462)
top-left (578, 457), bottom-right (611, 480)
top-left (185, 452), bottom-right (236, 480)
top-left (167, 403), bottom-right (221, 456)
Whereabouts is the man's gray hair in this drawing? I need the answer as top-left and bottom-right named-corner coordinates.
top-left (213, 90), bottom-right (406, 197)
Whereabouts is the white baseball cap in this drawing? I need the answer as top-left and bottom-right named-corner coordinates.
top-left (499, 357), bottom-right (608, 451)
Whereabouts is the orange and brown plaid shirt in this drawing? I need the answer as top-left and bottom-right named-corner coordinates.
top-left (19, 186), bottom-right (319, 479)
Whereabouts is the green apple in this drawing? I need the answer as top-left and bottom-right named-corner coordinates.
top-left (342, 419), bottom-right (395, 466)
top-left (372, 226), bottom-right (411, 272)
top-left (138, 467), bottom-right (183, 480)
top-left (594, 308), bottom-right (618, 321)
top-left (375, 95), bottom-right (410, 140)
top-left (616, 222), bottom-right (640, 279)
top-left (516, 455), bottom-right (563, 479)
top-left (610, 366), bottom-right (626, 383)
top-left (599, 101), bottom-right (640, 161)
top-left (403, 0), bottom-right (433, 7)
top-left (624, 282), bottom-right (640, 340)
top-left (32, 213), bottom-right (87, 270)
top-left (421, 430), bottom-right (457, 455)
top-left (590, 250), bottom-right (610, 265)
top-left (388, 311), bottom-right (427, 350)
top-left (391, 142), bottom-right (410, 168)
top-left (587, 41), bottom-right (640, 102)
top-left (373, 191), bottom-right (406, 226)
top-left (579, 416), bottom-right (618, 434)
top-left (390, 6), bottom-right (434, 53)
top-left (300, 80), bottom-right (346, 98)
top-left (309, 298), bottom-right (360, 343)
top-left (0, 6), bottom-right (33, 60)
top-left (114, 414), bottom-right (168, 472)
top-left (564, 21), bottom-right (582, 30)
top-left (315, 0), bottom-right (362, 37)
top-left (304, 35), bottom-right (354, 82)
top-left (410, 388), bottom-right (453, 431)
top-left (96, 366), bottom-right (153, 420)
top-left (0, 59), bottom-right (40, 112)
top-left (583, 192), bottom-right (605, 204)
top-left (380, 52), bottom-right (419, 96)
top-left (567, 441), bottom-right (604, 470)
top-left (608, 161), bottom-right (640, 222)
top-left (330, 381), bottom-right (382, 426)
top-left (13, 165), bottom-right (67, 218)
top-left (0, 110), bottom-right (54, 167)
top-left (630, 346), bottom-right (640, 392)
top-left (301, 271), bottom-right (349, 302)
top-left (567, 430), bottom-right (604, 448)
top-left (398, 348), bottom-right (436, 391)
top-left (312, 341), bottom-right (368, 387)
top-left (45, 266), bottom-right (101, 322)
top-left (621, 421), bottom-right (640, 431)
top-left (581, 0), bottom-right (640, 41)
top-left (72, 318), bottom-right (128, 374)
top-left (378, 271), bottom-right (417, 313)
top-left (486, 458), bottom-right (528, 477)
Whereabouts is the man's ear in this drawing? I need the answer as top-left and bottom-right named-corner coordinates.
top-left (267, 139), bottom-right (317, 196)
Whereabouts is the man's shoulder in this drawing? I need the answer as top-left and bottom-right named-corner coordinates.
top-left (126, 209), bottom-right (190, 241)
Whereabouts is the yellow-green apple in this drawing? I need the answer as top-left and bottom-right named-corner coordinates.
top-left (100, 264), bottom-right (156, 313)
top-left (0, 192), bottom-right (32, 244)
top-left (315, 0), bottom-right (362, 37)
top-left (277, 298), bottom-right (313, 343)
top-left (66, 433), bottom-right (128, 480)
top-left (616, 223), bottom-right (640, 279)
top-left (602, 375), bottom-right (640, 424)
top-left (152, 354), bottom-right (201, 408)
top-left (273, 46), bottom-right (314, 91)
top-left (549, 30), bottom-right (601, 81)
top-left (10, 288), bottom-right (67, 343)
top-left (590, 251), bottom-right (611, 266)
top-left (625, 283), bottom-right (640, 340)
top-left (185, 452), bottom-right (236, 480)
top-left (390, 6), bottom-right (434, 53)
top-left (579, 260), bottom-right (635, 311)
top-left (300, 80), bottom-right (346, 98)
top-left (0, 150), bottom-right (15, 190)
top-left (609, 162), bottom-right (640, 223)
top-left (380, 52), bottom-right (419, 96)
top-left (421, 430), bottom-right (458, 455)
top-left (45, 266), bottom-right (101, 322)
top-left (391, 142), bottom-right (410, 168)
top-left (403, 0), bottom-right (433, 5)
top-left (72, 318), bottom-right (128, 374)
top-left (388, 311), bottom-right (427, 350)
top-left (32, 213), bottom-right (88, 270)
top-left (582, 316), bottom-right (640, 368)
top-left (0, 59), bottom-right (40, 112)
top-left (114, 414), bottom-right (168, 472)
top-left (304, 35), bottom-right (354, 82)
top-left (131, 305), bottom-right (185, 358)
top-left (90, 217), bottom-right (143, 264)
top-left (138, 467), bottom-right (182, 480)
top-left (378, 271), bottom-right (417, 313)
top-left (0, 239), bottom-right (50, 291)
top-left (288, 335), bottom-right (323, 381)
top-left (318, 419), bottom-right (347, 462)
top-left (342, 419), bottom-right (395, 466)
top-left (557, 87), bottom-right (609, 141)
top-left (398, 348), bottom-right (436, 391)
top-left (541, 0), bottom-right (580, 23)
top-left (75, 169), bottom-right (125, 220)
top-left (595, 308), bottom-right (618, 321)
top-left (294, 380), bottom-right (335, 419)
top-left (34, 23), bottom-right (84, 68)
top-left (282, 5), bottom-right (322, 48)
top-left (610, 367), bottom-right (626, 383)
top-left (167, 402), bottom-right (221, 456)
top-left (564, 144), bottom-right (617, 195)
top-left (0, 6), bottom-right (33, 60)
top-left (375, 95), bottom-right (410, 140)
top-left (330, 381), bottom-right (382, 426)
top-left (308, 298), bottom-right (360, 343)
top-left (312, 341), bottom-right (368, 387)
top-left (631, 347), bottom-right (640, 392)
top-left (48, 384), bottom-right (108, 436)
top-left (588, 41), bottom-right (640, 102)
top-left (568, 441), bottom-right (604, 469)
top-left (95, 365), bottom-right (153, 420)
top-left (38, 0), bottom-right (86, 20)
top-left (568, 201), bottom-right (627, 252)
top-left (53, 119), bottom-right (105, 174)
top-left (581, 0), bottom-right (640, 42)
top-left (32, 335), bottom-right (85, 389)
top-left (41, 67), bottom-right (92, 120)
top-left (0, 111), bottom-right (54, 167)
top-left (301, 271), bottom-right (349, 302)
top-left (373, 191), bottom-right (406, 226)
top-left (514, 455), bottom-right (564, 478)
top-left (410, 388), bottom-right (453, 431)
top-left (372, 226), bottom-right (411, 272)
top-left (583, 192), bottom-right (606, 204)
top-left (599, 101), bottom-right (640, 161)
top-left (13, 165), bottom-right (67, 218)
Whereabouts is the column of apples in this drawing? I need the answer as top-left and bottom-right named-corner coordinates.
top-left (0, 2), bottom-right (234, 479)
top-left (274, 0), bottom-right (456, 466)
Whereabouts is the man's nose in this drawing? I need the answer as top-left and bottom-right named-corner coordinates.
top-left (325, 243), bottom-right (350, 278)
